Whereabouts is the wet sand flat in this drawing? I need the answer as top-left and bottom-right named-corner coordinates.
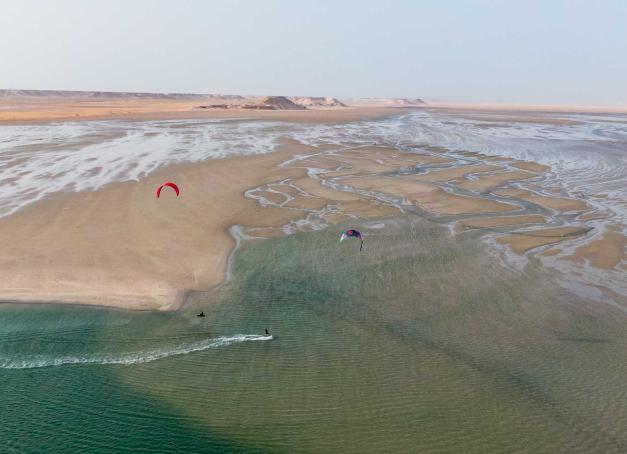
top-left (496, 226), bottom-right (592, 254)
top-left (564, 228), bottom-right (627, 269)
top-left (457, 170), bottom-right (536, 192)
top-left (460, 215), bottom-right (547, 229)
top-left (496, 188), bottom-right (588, 212)
top-left (510, 161), bottom-right (550, 172)
top-left (411, 164), bottom-right (500, 182)
top-left (340, 175), bottom-right (518, 215)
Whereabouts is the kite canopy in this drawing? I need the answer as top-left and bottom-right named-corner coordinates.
top-left (340, 229), bottom-right (364, 251)
top-left (156, 182), bottom-right (180, 198)
top-left (340, 229), bottom-right (362, 241)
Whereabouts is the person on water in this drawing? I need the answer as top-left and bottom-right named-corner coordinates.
top-left (197, 311), bottom-right (205, 317)
top-left (265, 328), bottom-right (271, 336)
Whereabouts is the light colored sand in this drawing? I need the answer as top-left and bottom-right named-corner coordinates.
top-left (254, 190), bottom-right (288, 205)
top-left (542, 248), bottom-right (562, 257)
top-left (495, 188), bottom-right (588, 212)
top-left (411, 164), bottom-right (500, 182)
top-left (292, 156), bottom-right (349, 171)
top-left (290, 177), bottom-right (366, 202)
top-left (460, 215), bottom-right (547, 229)
top-left (319, 155), bottom-right (406, 176)
top-left (334, 147), bottom-right (450, 165)
top-left (0, 148), bottom-right (307, 310)
top-left (426, 101), bottom-right (627, 114)
top-left (291, 147), bottom-right (449, 178)
top-left (340, 175), bottom-right (517, 215)
top-left (0, 97), bottom-right (403, 124)
top-left (496, 226), bottom-right (591, 254)
top-left (564, 228), bottom-right (627, 269)
top-left (284, 194), bottom-right (329, 210)
top-left (577, 211), bottom-right (609, 221)
top-left (457, 170), bottom-right (535, 192)
top-left (510, 161), bottom-right (549, 172)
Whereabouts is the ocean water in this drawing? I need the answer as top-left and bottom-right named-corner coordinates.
top-left (2, 218), bottom-right (627, 452)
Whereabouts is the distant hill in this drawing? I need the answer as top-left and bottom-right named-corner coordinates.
top-left (0, 89), bottom-right (245, 100)
top-left (0, 90), bottom-right (426, 108)
top-left (392, 98), bottom-right (425, 106)
top-left (290, 97), bottom-right (346, 107)
top-left (242, 96), bottom-right (306, 110)
top-left (346, 97), bottom-right (426, 106)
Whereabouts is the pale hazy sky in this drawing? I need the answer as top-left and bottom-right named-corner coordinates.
top-left (1, 0), bottom-right (626, 104)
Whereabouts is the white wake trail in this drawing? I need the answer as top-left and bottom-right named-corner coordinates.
top-left (0, 334), bottom-right (272, 369)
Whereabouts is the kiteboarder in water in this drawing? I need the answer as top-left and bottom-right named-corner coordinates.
top-left (197, 311), bottom-right (205, 317)
top-left (265, 328), bottom-right (271, 336)
top-left (340, 229), bottom-right (364, 252)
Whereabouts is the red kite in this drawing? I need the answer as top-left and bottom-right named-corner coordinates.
top-left (156, 182), bottom-right (180, 198)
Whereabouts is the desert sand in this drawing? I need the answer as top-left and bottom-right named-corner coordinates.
top-left (496, 226), bottom-right (593, 254)
top-left (0, 96), bottom-right (403, 124)
top-left (426, 101), bottom-right (627, 115)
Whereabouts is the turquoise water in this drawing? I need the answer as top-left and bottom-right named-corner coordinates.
top-left (2, 217), bottom-right (627, 452)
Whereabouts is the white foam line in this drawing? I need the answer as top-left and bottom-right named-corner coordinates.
top-left (0, 334), bottom-right (272, 369)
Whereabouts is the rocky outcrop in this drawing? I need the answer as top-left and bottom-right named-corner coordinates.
top-left (242, 96), bottom-right (307, 110)
top-left (392, 98), bottom-right (425, 106)
top-left (345, 97), bottom-right (426, 106)
top-left (290, 96), bottom-right (346, 108)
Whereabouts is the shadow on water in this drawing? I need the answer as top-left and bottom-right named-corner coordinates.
top-left (1, 367), bottom-right (267, 453)
top-left (557, 337), bottom-right (610, 343)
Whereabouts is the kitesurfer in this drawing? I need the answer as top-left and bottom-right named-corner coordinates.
top-left (197, 311), bottom-right (205, 317)
top-left (265, 328), bottom-right (271, 336)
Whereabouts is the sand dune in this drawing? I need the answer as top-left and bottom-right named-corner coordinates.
top-left (242, 96), bottom-right (306, 110)
top-left (346, 97), bottom-right (425, 107)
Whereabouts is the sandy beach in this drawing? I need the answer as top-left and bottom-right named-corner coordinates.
top-left (0, 147), bottom-right (302, 309)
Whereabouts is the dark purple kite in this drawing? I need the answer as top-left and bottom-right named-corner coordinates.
top-left (340, 229), bottom-right (364, 252)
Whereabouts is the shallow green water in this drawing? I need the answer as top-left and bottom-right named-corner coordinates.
top-left (2, 217), bottom-right (627, 453)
